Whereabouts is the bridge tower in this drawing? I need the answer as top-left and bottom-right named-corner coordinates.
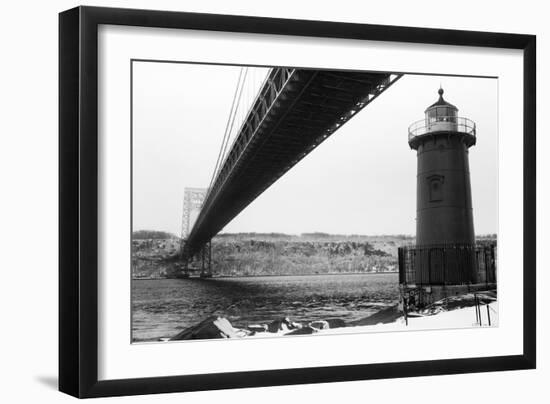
top-left (180, 187), bottom-right (212, 278)
top-left (181, 187), bottom-right (208, 239)
top-left (399, 88), bottom-right (484, 306)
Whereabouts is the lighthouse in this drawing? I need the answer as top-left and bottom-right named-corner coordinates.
top-left (409, 88), bottom-right (476, 248)
top-left (398, 88), bottom-right (495, 306)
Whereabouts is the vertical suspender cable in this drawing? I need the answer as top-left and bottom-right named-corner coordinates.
top-left (217, 67), bottom-right (249, 175)
top-left (207, 68), bottom-right (245, 192)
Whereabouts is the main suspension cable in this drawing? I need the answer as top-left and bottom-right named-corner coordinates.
top-left (207, 67), bottom-right (246, 192)
top-left (218, 67), bottom-right (249, 175)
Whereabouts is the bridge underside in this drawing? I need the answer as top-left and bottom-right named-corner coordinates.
top-left (185, 68), bottom-right (401, 256)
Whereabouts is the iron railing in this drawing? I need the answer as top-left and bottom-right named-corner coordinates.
top-left (398, 242), bottom-right (496, 286)
top-left (408, 116), bottom-right (476, 143)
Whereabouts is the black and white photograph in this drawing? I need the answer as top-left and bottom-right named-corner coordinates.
top-left (131, 62), bottom-right (498, 343)
top-left (1, 0), bottom-right (542, 401)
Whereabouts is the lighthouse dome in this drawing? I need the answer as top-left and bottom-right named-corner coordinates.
top-left (424, 87), bottom-right (458, 118)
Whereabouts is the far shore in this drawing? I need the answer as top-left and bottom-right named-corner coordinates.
top-left (132, 271), bottom-right (398, 281)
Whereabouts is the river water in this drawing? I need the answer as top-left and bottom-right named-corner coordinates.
top-left (132, 273), bottom-right (399, 342)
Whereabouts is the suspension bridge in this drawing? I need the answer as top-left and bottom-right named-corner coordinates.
top-left (179, 67), bottom-right (402, 276)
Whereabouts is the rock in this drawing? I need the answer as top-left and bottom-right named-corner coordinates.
top-left (350, 304), bottom-right (401, 327)
top-left (170, 316), bottom-right (238, 340)
top-left (267, 319), bottom-right (288, 333)
top-left (267, 317), bottom-right (300, 333)
top-left (290, 321), bottom-right (303, 329)
top-left (247, 324), bottom-right (269, 333)
top-left (325, 318), bottom-right (346, 329)
top-left (309, 320), bottom-right (330, 330)
top-left (234, 328), bottom-right (253, 338)
top-left (285, 326), bottom-right (318, 335)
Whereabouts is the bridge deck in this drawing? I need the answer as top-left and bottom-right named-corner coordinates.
top-left (185, 68), bottom-right (401, 255)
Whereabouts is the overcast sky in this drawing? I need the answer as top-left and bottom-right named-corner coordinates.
top-left (132, 61), bottom-right (498, 237)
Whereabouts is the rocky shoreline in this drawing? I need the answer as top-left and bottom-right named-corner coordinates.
top-left (163, 291), bottom-right (497, 342)
top-left (168, 305), bottom-right (401, 341)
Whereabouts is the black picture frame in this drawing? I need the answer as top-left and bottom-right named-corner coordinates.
top-left (59, 5), bottom-right (536, 398)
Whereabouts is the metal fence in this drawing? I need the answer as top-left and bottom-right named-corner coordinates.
top-left (398, 243), bottom-right (496, 286)
top-left (408, 116), bottom-right (476, 142)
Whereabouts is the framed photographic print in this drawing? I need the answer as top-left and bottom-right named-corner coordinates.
top-left (59, 6), bottom-right (536, 398)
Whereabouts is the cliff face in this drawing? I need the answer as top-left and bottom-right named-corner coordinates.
top-left (132, 238), bottom-right (181, 278)
top-left (210, 237), bottom-right (396, 277)
top-left (131, 233), bottom-right (409, 279)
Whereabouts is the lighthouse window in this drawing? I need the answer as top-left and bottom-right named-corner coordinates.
top-left (428, 175), bottom-right (444, 202)
top-left (435, 107), bottom-right (446, 121)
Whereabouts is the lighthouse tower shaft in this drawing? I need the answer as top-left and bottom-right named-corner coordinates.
top-left (414, 134), bottom-right (475, 246)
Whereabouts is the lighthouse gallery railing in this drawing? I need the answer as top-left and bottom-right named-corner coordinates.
top-left (408, 116), bottom-right (477, 142)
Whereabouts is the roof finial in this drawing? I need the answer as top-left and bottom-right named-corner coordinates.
top-left (438, 85), bottom-right (444, 97)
